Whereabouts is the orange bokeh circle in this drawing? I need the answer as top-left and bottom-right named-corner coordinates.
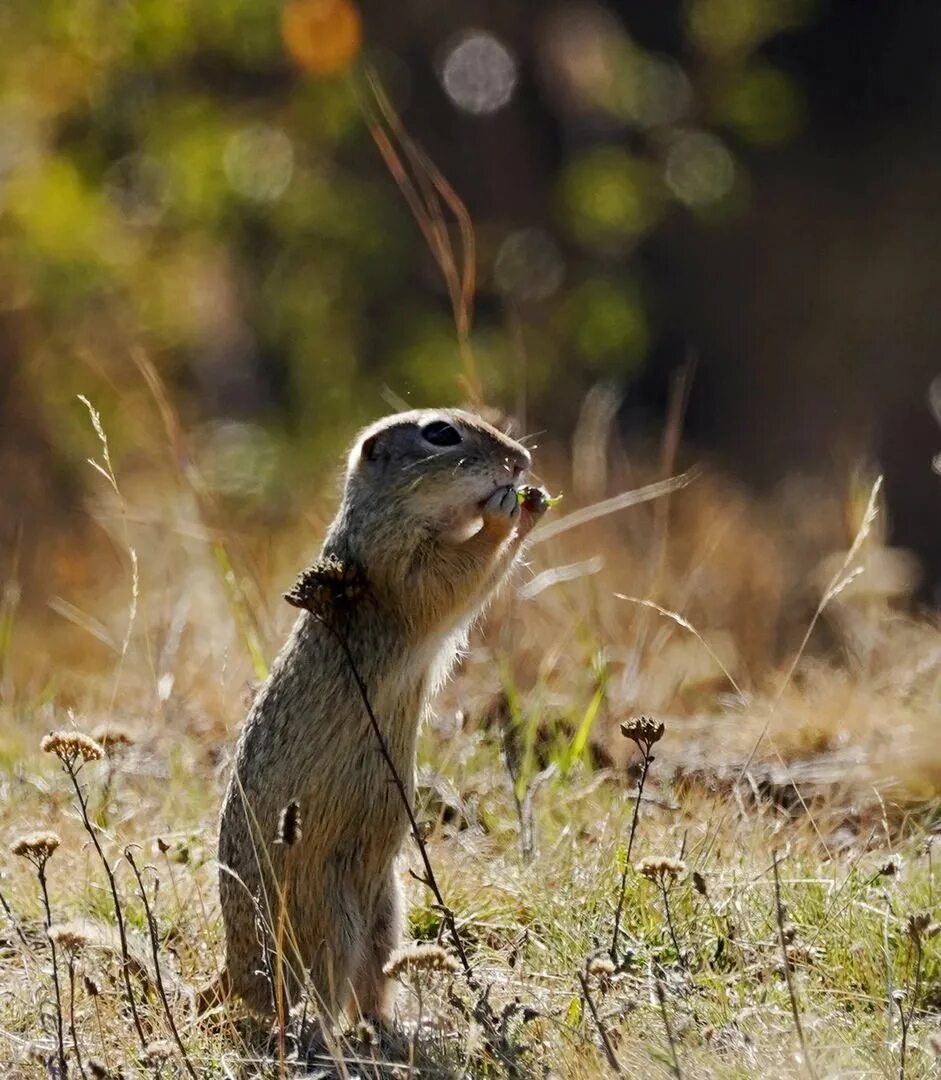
top-left (282, 0), bottom-right (362, 76)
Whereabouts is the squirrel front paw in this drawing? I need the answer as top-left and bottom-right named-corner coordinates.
top-left (480, 484), bottom-right (521, 535)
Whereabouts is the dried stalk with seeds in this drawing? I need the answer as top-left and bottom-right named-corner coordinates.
top-left (611, 717), bottom-right (664, 960)
top-left (42, 732), bottom-right (148, 1052)
top-left (11, 832), bottom-right (67, 1075)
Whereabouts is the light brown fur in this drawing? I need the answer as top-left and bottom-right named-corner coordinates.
top-left (215, 409), bottom-right (545, 1024)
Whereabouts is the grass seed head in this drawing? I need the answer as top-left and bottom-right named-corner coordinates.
top-left (636, 855), bottom-right (687, 883)
top-left (41, 730), bottom-right (105, 765)
top-left (10, 830), bottom-right (61, 867)
top-left (382, 943), bottom-right (460, 980)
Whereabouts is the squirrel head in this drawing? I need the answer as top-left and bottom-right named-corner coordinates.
top-left (345, 408), bottom-right (531, 521)
top-left (323, 409), bottom-right (533, 588)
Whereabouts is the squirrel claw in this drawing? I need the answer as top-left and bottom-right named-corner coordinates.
top-left (481, 484), bottom-right (521, 525)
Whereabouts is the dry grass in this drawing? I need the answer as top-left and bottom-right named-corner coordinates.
top-left (1, 398), bottom-right (940, 1078)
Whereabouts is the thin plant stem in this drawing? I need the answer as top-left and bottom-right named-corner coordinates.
top-left (610, 749), bottom-right (653, 959)
top-left (659, 881), bottom-right (686, 971)
top-left (37, 862), bottom-right (67, 1076)
top-left (655, 979), bottom-right (683, 1080)
top-left (898, 931), bottom-right (925, 1080)
top-left (577, 970), bottom-right (622, 1075)
top-left (125, 850), bottom-right (198, 1080)
top-left (772, 852), bottom-right (815, 1079)
top-left (61, 762), bottom-right (147, 1049)
top-left (67, 958), bottom-right (87, 1080)
top-left (275, 878), bottom-right (289, 1080)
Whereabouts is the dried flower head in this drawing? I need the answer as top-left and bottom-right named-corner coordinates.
top-left (382, 943), bottom-right (460, 980)
top-left (48, 922), bottom-right (92, 957)
top-left (10, 831), bottom-right (61, 867)
top-left (91, 724), bottom-right (135, 754)
top-left (907, 911), bottom-right (932, 942)
top-left (41, 730), bottom-right (105, 766)
top-left (284, 556), bottom-right (367, 618)
top-left (276, 801), bottom-right (302, 846)
top-left (620, 716), bottom-right (665, 753)
top-left (586, 956), bottom-right (616, 979)
top-left (144, 1040), bottom-right (173, 1064)
top-left (83, 974), bottom-right (101, 998)
top-left (692, 870), bottom-right (708, 897)
top-left (636, 856), bottom-right (687, 883)
top-left (354, 1019), bottom-right (378, 1046)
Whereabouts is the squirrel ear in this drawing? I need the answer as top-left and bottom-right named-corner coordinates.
top-left (361, 433), bottom-right (383, 462)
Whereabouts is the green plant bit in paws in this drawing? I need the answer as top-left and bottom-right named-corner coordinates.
top-left (517, 485), bottom-right (562, 512)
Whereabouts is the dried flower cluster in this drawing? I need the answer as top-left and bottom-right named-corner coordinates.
top-left (48, 923), bottom-right (94, 961)
top-left (354, 1019), bottom-right (378, 1046)
top-left (284, 556), bottom-right (367, 618)
top-left (586, 956), bottom-right (616, 979)
top-left (10, 831), bottom-right (61, 867)
top-left (636, 856), bottom-right (687, 883)
top-left (382, 943), bottom-right (460, 980)
top-left (620, 715), bottom-right (665, 753)
top-left (144, 1040), bottom-right (174, 1064)
top-left (92, 724), bottom-right (135, 754)
top-left (41, 730), bottom-right (105, 766)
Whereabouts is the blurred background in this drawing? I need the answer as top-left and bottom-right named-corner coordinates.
top-left (1, 0), bottom-right (940, 626)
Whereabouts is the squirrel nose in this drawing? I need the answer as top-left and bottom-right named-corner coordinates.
top-left (507, 449), bottom-right (530, 478)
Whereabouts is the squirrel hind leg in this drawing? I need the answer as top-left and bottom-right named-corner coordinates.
top-left (350, 873), bottom-right (404, 1027)
top-left (195, 967), bottom-right (231, 1018)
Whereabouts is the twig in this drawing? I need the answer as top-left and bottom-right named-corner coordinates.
top-left (577, 970), bottom-right (622, 1074)
top-left (124, 850), bottom-right (198, 1080)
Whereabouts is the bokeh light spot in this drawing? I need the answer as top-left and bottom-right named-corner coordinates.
top-left (441, 31), bottom-right (518, 115)
top-left (719, 64), bottom-right (805, 145)
top-left (282, 0), bottom-right (362, 77)
top-left (564, 277), bottom-right (648, 367)
top-left (665, 131), bottom-right (735, 207)
top-left (224, 124), bottom-right (294, 203)
top-left (559, 148), bottom-right (659, 250)
top-left (494, 228), bottom-right (565, 302)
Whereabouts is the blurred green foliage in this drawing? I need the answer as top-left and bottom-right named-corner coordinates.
top-left (0, 0), bottom-right (813, 502)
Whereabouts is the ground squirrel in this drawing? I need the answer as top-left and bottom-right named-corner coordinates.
top-left (216, 408), bottom-right (548, 1023)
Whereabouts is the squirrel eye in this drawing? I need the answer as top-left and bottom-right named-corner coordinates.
top-left (420, 420), bottom-right (462, 447)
